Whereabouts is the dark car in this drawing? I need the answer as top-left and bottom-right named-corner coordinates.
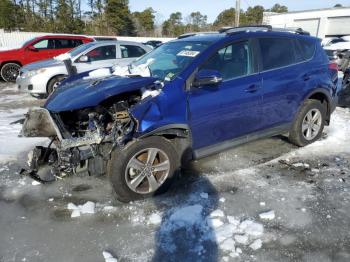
top-left (0, 35), bottom-right (93, 82)
top-left (21, 26), bottom-right (338, 202)
top-left (143, 40), bottom-right (163, 48)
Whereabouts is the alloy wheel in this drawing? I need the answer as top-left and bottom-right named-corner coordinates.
top-left (1, 63), bottom-right (20, 82)
top-left (302, 108), bottom-right (322, 141)
top-left (125, 148), bottom-right (170, 194)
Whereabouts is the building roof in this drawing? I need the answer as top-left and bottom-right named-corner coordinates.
top-left (265, 6), bottom-right (350, 16)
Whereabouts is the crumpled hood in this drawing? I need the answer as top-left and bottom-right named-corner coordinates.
top-left (21, 59), bottom-right (62, 72)
top-left (45, 75), bottom-right (158, 112)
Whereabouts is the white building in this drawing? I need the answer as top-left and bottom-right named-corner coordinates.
top-left (263, 7), bottom-right (350, 38)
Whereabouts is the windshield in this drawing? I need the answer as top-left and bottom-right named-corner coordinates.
top-left (68, 42), bottom-right (96, 57)
top-left (130, 40), bottom-right (212, 81)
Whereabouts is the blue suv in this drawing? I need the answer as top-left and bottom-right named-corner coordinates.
top-left (21, 26), bottom-right (338, 202)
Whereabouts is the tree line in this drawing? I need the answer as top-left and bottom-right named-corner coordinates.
top-left (0, 0), bottom-right (289, 36)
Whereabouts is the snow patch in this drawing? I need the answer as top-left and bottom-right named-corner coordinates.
top-left (200, 192), bottom-right (208, 199)
top-left (234, 234), bottom-right (249, 245)
top-left (249, 239), bottom-right (262, 250)
top-left (31, 181), bottom-right (41, 186)
top-left (220, 238), bottom-right (235, 252)
top-left (67, 201), bottom-right (95, 217)
top-left (259, 210), bottom-right (275, 220)
top-left (54, 53), bottom-right (72, 61)
top-left (84, 68), bottom-right (112, 79)
top-left (210, 209), bottom-right (225, 218)
top-left (141, 89), bottom-right (160, 100)
top-left (148, 213), bottom-right (162, 225)
top-left (102, 251), bottom-right (118, 262)
top-left (219, 197), bottom-right (226, 203)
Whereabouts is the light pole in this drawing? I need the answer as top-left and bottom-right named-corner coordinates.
top-left (235, 0), bottom-right (240, 27)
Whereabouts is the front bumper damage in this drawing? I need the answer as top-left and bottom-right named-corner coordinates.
top-left (20, 107), bottom-right (133, 182)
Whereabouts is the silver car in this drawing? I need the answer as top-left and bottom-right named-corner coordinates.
top-left (16, 40), bottom-right (152, 97)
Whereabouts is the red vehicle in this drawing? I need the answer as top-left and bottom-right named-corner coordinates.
top-left (0, 35), bottom-right (93, 82)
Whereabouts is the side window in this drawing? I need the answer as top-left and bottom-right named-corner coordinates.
top-left (297, 39), bottom-right (315, 61)
top-left (259, 37), bottom-right (296, 70)
top-left (120, 45), bottom-right (146, 58)
top-left (73, 39), bottom-right (83, 46)
top-left (54, 39), bottom-right (83, 49)
top-left (84, 45), bottom-right (116, 62)
top-left (200, 41), bottom-right (252, 80)
top-left (33, 39), bottom-right (54, 49)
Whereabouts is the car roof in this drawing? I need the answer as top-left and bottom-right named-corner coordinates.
top-left (83, 40), bottom-right (147, 47)
top-left (175, 27), bottom-right (316, 43)
top-left (36, 35), bottom-right (91, 40)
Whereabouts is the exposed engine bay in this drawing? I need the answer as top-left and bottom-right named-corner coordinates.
top-left (21, 91), bottom-right (147, 182)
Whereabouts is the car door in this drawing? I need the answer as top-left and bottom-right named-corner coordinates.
top-left (258, 37), bottom-right (308, 128)
top-left (116, 44), bottom-right (148, 66)
top-left (74, 44), bottom-right (117, 73)
top-left (24, 38), bottom-right (55, 64)
top-left (188, 40), bottom-right (263, 150)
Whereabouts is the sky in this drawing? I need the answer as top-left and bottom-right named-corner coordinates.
top-left (129, 0), bottom-right (350, 23)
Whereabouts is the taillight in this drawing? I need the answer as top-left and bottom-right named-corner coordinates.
top-left (328, 62), bottom-right (338, 71)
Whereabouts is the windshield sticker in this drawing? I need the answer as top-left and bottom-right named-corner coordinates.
top-left (177, 50), bottom-right (200, 57)
top-left (165, 72), bottom-right (175, 81)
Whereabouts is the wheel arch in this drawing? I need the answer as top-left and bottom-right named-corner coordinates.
top-left (138, 124), bottom-right (194, 164)
top-left (46, 74), bottom-right (67, 93)
top-left (0, 61), bottom-right (22, 68)
top-left (305, 89), bottom-right (332, 125)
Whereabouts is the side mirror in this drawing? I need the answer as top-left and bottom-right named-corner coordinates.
top-left (78, 55), bottom-right (89, 63)
top-left (193, 69), bottom-right (223, 88)
top-left (27, 46), bottom-right (38, 52)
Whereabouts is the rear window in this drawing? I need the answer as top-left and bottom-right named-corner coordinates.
top-left (259, 37), bottom-right (296, 71)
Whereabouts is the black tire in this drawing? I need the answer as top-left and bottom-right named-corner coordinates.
top-left (108, 136), bottom-right (179, 202)
top-left (289, 99), bottom-right (326, 147)
top-left (47, 75), bottom-right (66, 95)
top-left (1, 63), bottom-right (21, 82)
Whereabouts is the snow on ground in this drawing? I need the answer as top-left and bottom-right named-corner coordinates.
top-left (0, 108), bottom-right (47, 162)
top-left (0, 83), bottom-right (47, 162)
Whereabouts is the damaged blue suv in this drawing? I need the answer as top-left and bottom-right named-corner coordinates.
top-left (21, 26), bottom-right (338, 202)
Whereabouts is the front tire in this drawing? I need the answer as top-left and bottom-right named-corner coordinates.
top-left (289, 99), bottom-right (326, 146)
top-left (47, 75), bottom-right (66, 95)
top-left (108, 136), bottom-right (179, 202)
top-left (1, 63), bottom-right (21, 82)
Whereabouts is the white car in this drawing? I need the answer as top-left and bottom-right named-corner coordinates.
top-left (16, 40), bottom-right (152, 97)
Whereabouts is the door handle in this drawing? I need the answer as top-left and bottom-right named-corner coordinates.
top-left (245, 84), bottom-right (260, 93)
top-left (302, 74), bottom-right (310, 81)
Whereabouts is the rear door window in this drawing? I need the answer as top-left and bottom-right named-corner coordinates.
top-left (120, 45), bottom-right (146, 58)
top-left (259, 37), bottom-right (296, 71)
top-left (54, 39), bottom-right (83, 49)
top-left (84, 45), bottom-right (116, 62)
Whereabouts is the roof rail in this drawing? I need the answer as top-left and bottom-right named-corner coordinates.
top-left (272, 27), bottom-right (310, 35)
top-left (223, 25), bottom-right (272, 34)
top-left (177, 31), bottom-right (217, 39)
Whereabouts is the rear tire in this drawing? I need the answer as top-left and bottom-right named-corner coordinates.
top-left (108, 136), bottom-right (179, 202)
top-left (289, 99), bottom-right (326, 146)
top-left (47, 75), bottom-right (66, 95)
top-left (1, 63), bottom-right (21, 82)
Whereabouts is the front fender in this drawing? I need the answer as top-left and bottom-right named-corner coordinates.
top-left (130, 96), bottom-right (188, 137)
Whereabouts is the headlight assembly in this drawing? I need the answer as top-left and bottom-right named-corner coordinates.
top-left (25, 68), bottom-right (47, 77)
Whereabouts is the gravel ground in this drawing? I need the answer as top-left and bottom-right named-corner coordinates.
top-left (0, 82), bottom-right (350, 262)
